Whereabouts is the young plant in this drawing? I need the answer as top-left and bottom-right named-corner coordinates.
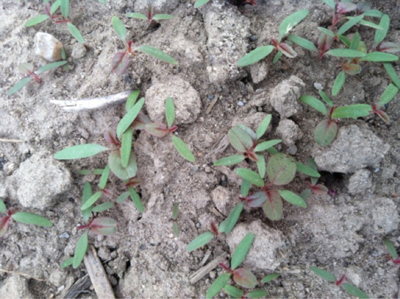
top-left (25, 0), bottom-right (85, 43)
top-left (172, 203), bottom-right (179, 237)
top-left (111, 16), bottom-right (177, 74)
top-left (383, 238), bottom-right (400, 265)
top-left (0, 199), bottom-right (52, 237)
top-left (214, 114), bottom-right (281, 177)
top-left (237, 9), bottom-right (315, 67)
top-left (126, 4), bottom-right (173, 24)
top-left (8, 61), bottom-right (67, 96)
top-left (310, 266), bottom-right (369, 298)
top-left (186, 222), bottom-right (219, 252)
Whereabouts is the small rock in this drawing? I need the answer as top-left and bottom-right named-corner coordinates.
top-left (269, 76), bottom-right (305, 119)
top-left (250, 61), bottom-right (269, 84)
top-left (370, 197), bottom-right (399, 234)
top-left (59, 232), bottom-right (70, 239)
top-left (276, 119), bottom-right (302, 146)
top-left (49, 269), bottom-right (67, 287)
top-left (226, 220), bottom-right (288, 271)
top-left (237, 101), bottom-right (244, 106)
top-left (313, 82), bottom-right (324, 90)
top-left (208, 94), bottom-right (215, 101)
top-left (286, 145), bottom-right (298, 155)
top-left (0, 275), bottom-right (32, 298)
top-left (348, 169), bottom-right (372, 194)
top-left (34, 32), bottom-right (63, 62)
top-left (71, 43), bottom-right (87, 59)
top-left (211, 186), bottom-right (230, 215)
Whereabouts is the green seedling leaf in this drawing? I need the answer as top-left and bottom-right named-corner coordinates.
top-left (81, 191), bottom-right (102, 210)
top-left (237, 46), bottom-right (274, 67)
top-left (300, 188), bottom-right (312, 200)
top-left (236, 125), bottom-right (256, 144)
top-left (112, 51), bottom-right (130, 74)
top-left (296, 162), bottom-right (320, 177)
top-left (214, 154), bottom-right (245, 166)
top-left (11, 212), bottom-right (52, 227)
top-left (317, 27), bottom-right (335, 37)
top-left (374, 14), bottom-right (389, 46)
top-left (172, 203), bottom-right (179, 220)
top-left (256, 154), bottom-right (266, 178)
top-left (0, 200), bottom-right (6, 213)
top-left (318, 90), bottom-right (333, 107)
top-left (306, 157), bottom-right (320, 185)
top-left (241, 179), bottom-right (251, 197)
top-left (262, 189), bottom-right (283, 221)
top-left (322, 0), bottom-right (335, 9)
top-left (349, 32), bottom-right (360, 50)
top-left (82, 182), bottom-right (93, 222)
top-left (8, 77), bottom-right (33, 96)
top-left (165, 97), bottom-right (175, 128)
top-left (92, 202), bottom-right (114, 213)
top-left (126, 90), bottom-right (141, 111)
top-left (37, 61), bottom-right (67, 74)
top-left (300, 95), bottom-right (327, 115)
top-left (363, 9), bottom-right (383, 17)
top-left (273, 51), bottom-right (283, 64)
top-left (171, 135), bottom-right (195, 162)
top-left (68, 23), bottom-right (85, 43)
top-left (332, 71), bottom-right (345, 96)
top-left (173, 222), bottom-right (179, 237)
top-left (206, 273), bottom-right (231, 299)
top-left (116, 191), bottom-right (130, 203)
top-left (267, 153), bottom-right (297, 186)
top-left (278, 42), bottom-right (297, 58)
top-left (90, 217), bottom-right (117, 235)
top-left (378, 83), bottom-right (399, 107)
top-left (54, 144), bottom-right (108, 160)
top-left (379, 42), bottom-right (400, 54)
top-left (152, 14), bottom-right (174, 21)
top-left (331, 104), bottom-right (372, 119)
top-left (246, 192), bottom-right (267, 208)
top-left (25, 14), bottom-right (50, 27)
top-left (108, 151), bottom-right (137, 180)
top-left (137, 45), bottom-right (178, 64)
top-left (314, 119), bottom-right (338, 146)
top-left (254, 140), bottom-right (282, 152)
top-left (288, 34), bottom-right (317, 51)
top-left (228, 126), bottom-right (254, 152)
top-left (310, 267), bottom-right (336, 282)
top-left (261, 273), bottom-right (280, 283)
top-left (117, 98), bottom-right (145, 137)
top-left (231, 233), bottom-right (254, 270)
top-left (325, 49), bottom-right (366, 58)
top-left (342, 283), bottom-right (369, 299)
top-left (186, 232), bottom-right (215, 252)
top-left (278, 190), bottom-right (307, 208)
top-left (344, 63), bottom-right (362, 75)
top-left (358, 20), bottom-right (384, 30)
top-left (195, 0), bottom-right (211, 8)
top-left (144, 123), bottom-right (169, 137)
top-left (99, 165), bottom-right (110, 189)
top-left (233, 268), bottom-right (258, 289)
top-left (126, 12), bottom-right (147, 20)
top-left (121, 128), bottom-right (133, 168)
top-left (235, 169), bottom-right (264, 187)
top-left (278, 9), bottom-right (309, 40)
top-left (338, 14), bottom-right (364, 35)
top-left (224, 285), bottom-right (244, 298)
top-left (361, 52), bottom-right (399, 62)
top-left (256, 114), bottom-right (272, 139)
top-left (51, 0), bottom-right (62, 15)
top-left (73, 231), bottom-right (88, 268)
top-left (61, 0), bottom-right (69, 18)
top-left (112, 16), bottom-right (127, 41)
top-left (18, 63), bottom-right (34, 74)
top-left (247, 290), bottom-right (268, 298)
top-left (61, 257), bottom-right (73, 268)
top-left (218, 203), bottom-right (244, 234)
top-left (384, 63), bottom-right (400, 89)
top-left (129, 186), bottom-right (144, 212)
top-left (339, 35), bottom-right (351, 47)
top-left (383, 238), bottom-right (398, 259)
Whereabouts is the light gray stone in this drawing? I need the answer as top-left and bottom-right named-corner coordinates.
top-left (250, 61), bottom-right (269, 84)
top-left (71, 43), bottom-right (87, 60)
top-left (313, 125), bottom-right (390, 173)
top-left (0, 275), bottom-right (32, 299)
top-left (34, 32), bottom-right (63, 62)
top-left (370, 198), bottom-right (399, 234)
top-left (269, 76), bottom-right (305, 119)
top-left (276, 119), bottom-right (302, 146)
top-left (145, 76), bottom-right (201, 125)
top-left (226, 220), bottom-right (288, 271)
top-left (348, 169), bottom-right (372, 194)
top-left (211, 186), bottom-right (230, 215)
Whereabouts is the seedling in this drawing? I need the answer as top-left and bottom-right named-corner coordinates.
top-left (127, 4), bottom-right (173, 24)
top-left (237, 9), bottom-right (315, 67)
top-left (310, 266), bottom-right (368, 298)
top-left (186, 222), bottom-right (219, 252)
top-left (383, 238), bottom-right (400, 265)
top-left (172, 203), bottom-right (179, 237)
top-left (8, 61), bottom-right (67, 96)
top-left (25, 0), bottom-right (85, 43)
top-left (0, 199), bottom-right (52, 237)
top-left (111, 16), bottom-right (177, 74)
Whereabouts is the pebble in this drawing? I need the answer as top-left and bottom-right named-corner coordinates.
top-left (249, 35), bottom-right (257, 41)
top-left (208, 94), bottom-right (215, 101)
top-left (71, 43), bottom-right (87, 59)
top-left (314, 82), bottom-right (324, 90)
top-left (286, 145), bottom-right (298, 155)
top-left (59, 232), bottom-right (70, 239)
top-left (237, 101), bottom-right (244, 106)
top-left (34, 32), bottom-right (63, 62)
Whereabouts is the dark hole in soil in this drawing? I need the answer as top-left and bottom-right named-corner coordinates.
top-left (125, 259), bottom-right (131, 272)
top-left (318, 171), bottom-right (345, 192)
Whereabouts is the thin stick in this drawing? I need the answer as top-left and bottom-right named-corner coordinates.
top-left (0, 138), bottom-right (23, 143)
top-left (0, 268), bottom-right (47, 282)
top-left (50, 90), bottom-right (131, 112)
top-left (189, 252), bottom-right (228, 284)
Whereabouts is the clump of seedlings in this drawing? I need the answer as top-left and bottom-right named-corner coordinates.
top-left (111, 16), bottom-right (177, 74)
top-left (127, 4), bottom-right (173, 24)
top-left (25, 0), bottom-right (85, 43)
top-left (237, 9), bottom-right (315, 66)
top-left (310, 266), bottom-right (368, 298)
top-left (8, 61), bottom-right (67, 96)
top-left (300, 84), bottom-right (399, 146)
top-left (0, 199), bottom-right (52, 237)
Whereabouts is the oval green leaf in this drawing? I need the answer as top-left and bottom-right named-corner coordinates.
top-left (374, 14), bottom-right (389, 46)
top-left (247, 290), bottom-right (269, 298)
top-left (82, 182), bottom-right (93, 222)
top-left (256, 154), bottom-right (266, 178)
top-left (8, 77), bottom-right (32, 96)
top-left (186, 231), bottom-right (215, 252)
top-left (361, 52), bottom-right (399, 62)
top-left (279, 9), bottom-right (309, 40)
top-left (92, 202), bottom-right (114, 213)
top-left (237, 45), bottom-right (274, 67)
top-left (11, 212), bottom-right (52, 227)
top-left (108, 150), bottom-right (137, 180)
top-left (214, 154), bottom-right (245, 166)
top-left (116, 191), bottom-right (130, 204)
top-left (262, 189), bottom-right (283, 221)
top-left (218, 203), bottom-right (244, 234)
top-left (383, 238), bottom-right (398, 259)
top-left (206, 273), bottom-right (231, 299)
top-left (261, 273), bottom-right (280, 283)
top-left (90, 217), bottom-right (117, 235)
top-left (117, 98), bottom-right (145, 137)
top-left (25, 15), bottom-right (50, 27)
top-left (61, 257), bottom-right (74, 268)
top-left (121, 128), bottom-right (133, 168)
top-left (296, 162), bottom-right (320, 177)
top-left (342, 283), bottom-right (369, 299)
top-left (325, 49), bottom-right (366, 58)
top-left (126, 90), bottom-right (141, 111)
top-left (254, 140), bottom-right (282, 152)
top-left (314, 119), bottom-right (338, 146)
top-left (129, 186), bottom-right (144, 212)
top-left (224, 285), bottom-right (244, 298)
top-left (73, 231), bottom-right (88, 268)
top-left (310, 267), bottom-right (336, 282)
top-left (231, 233), bottom-right (254, 270)
top-left (54, 143), bottom-right (108, 160)
top-left (235, 168), bottom-right (264, 187)
top-left (332, 71), bottom-right (346, 96)
top-left (81, 191), bottom-right (102, 210)
top-left (61, 0), bottom-right (69, 18)
top-left (37, 61), bottom-right (67, 74)
top-left (233, 268), bottom-right (258, 289)
top-left (194, 0), bottom-right (211, 8)
top-left (171, 135), bottom-right (195, 162)
top-left (256, 114), bottom-right (272, 139)
top-left (137, 45), bottom-right (178, 64)
top-left (165, 97), bottom-right (175, 128)
top-left (300, 95), bottom-right (327, 115)
top-left (67, 23), bottom-right (85, 43)
top-left (338, 14), bottom-right (364, 35)
top-left (331, 104), bottom-right (372, 119)
top-left (112, 16), bottom-right (126, 41)
top-left (228, 126), bottom-right (253, 153)
top-left (152, 14), bottom-right (174, 21)
top-left (266, 153), bottom-right (297, 186)
top-left (384, 63), bottom-right (400, 89)
top-left (0, 199), bottom-right (6, 214)
top-left (126, 12), bottom-right (147, 20)
top-left (278, 190), bottom-right (307, 208)
top-left (288, 34), bottom-right (317, 51)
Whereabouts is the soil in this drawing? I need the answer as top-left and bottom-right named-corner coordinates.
top-left (1, 0), bottom-right (400, 298)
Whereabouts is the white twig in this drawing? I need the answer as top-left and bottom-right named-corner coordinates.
top-left (50, 91), bottom-right (131, 112)
top-left (189, 252), bottom-right (228, 284)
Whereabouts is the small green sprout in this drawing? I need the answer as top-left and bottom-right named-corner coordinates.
top-left (383, 238), bottom-right (400, 265)
top-left (127, 4), bottom-right (173, 24)
top-left (8, 61), bottom-right (67, 96)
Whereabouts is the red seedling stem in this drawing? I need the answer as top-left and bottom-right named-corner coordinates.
top-left (335, 274), bottom-right (346, 286)
top-left (211, 222), bottom-right (219, 236)
top-left (219, 263), bottom-right (233, 273)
